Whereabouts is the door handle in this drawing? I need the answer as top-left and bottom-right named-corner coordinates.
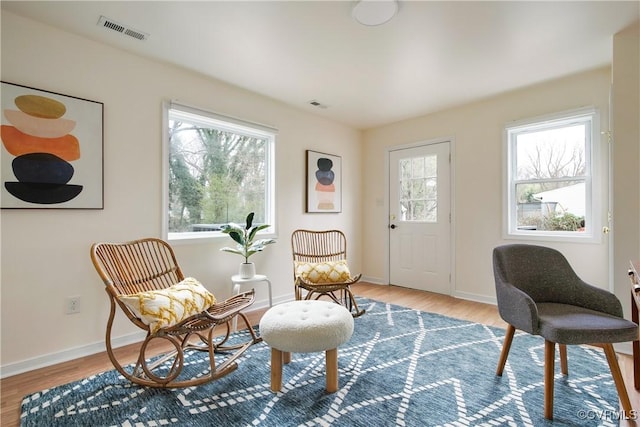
top-left (390, 224), bottom-right (397, 229)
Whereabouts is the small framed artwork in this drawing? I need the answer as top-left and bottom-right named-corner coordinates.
top-left (1, 81), bottom-right (104, 209)
top-left (306, 150), bottom-right (341, 213)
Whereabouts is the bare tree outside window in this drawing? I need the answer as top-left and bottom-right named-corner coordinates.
top-left (516, 125), bottom-right (586, 181)
top-left (507, 111), bottom-right (595, 236)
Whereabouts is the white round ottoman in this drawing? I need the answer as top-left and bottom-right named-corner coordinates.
top-left (259, 300), bottom-right (354, 393)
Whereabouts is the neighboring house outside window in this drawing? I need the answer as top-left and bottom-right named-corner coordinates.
top-left (504, 108), bottom-right (600, 242)
top-left (163, 102), bottom-right (276, 241)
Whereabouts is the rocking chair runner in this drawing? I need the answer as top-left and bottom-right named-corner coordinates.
top-left (90, 237), bottom-right (261, 388)
top-left (291, 229), bottom-right (365, 317)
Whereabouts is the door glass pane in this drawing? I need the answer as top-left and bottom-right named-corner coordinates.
top-left (412, 157), bottom-right (425, 178)
top-left (398, 154), bottom-right (437, 222)
top-left (411, 179), bottom-right (425, 198)
top-left (425, 155), bottom-right (437, 176)
top-left (400, 159), bottom-right (411, 180)
top-left (426, 177), bottom-right (437, 198)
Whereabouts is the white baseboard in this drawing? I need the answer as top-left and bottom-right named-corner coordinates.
top-left (452, 290), bottom-right (497, 305)
top-left (0, 330), bottom-right (146, 379)
top-left (360, 276), bottom-right (386, 285)
top-left (616, 341), bottom-right (632, 355)
top-left (359, 280), bottom-right (498, 308)
top-left (0, 296), bottom-right (286, 379)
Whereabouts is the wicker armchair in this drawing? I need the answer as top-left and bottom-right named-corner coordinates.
top-left (90, 237), bottom-right (261, 388)
top-left (291, 229), bottom-right (365, 317)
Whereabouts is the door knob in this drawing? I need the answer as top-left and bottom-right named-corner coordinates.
top-left (390, 224), bottom-right (397, 229)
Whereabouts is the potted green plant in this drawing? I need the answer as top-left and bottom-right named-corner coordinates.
top-left (220, 212), bottom-right (276, 278)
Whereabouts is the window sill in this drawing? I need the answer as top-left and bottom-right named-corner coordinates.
top-left (504, 230), bottom-right (601, 244)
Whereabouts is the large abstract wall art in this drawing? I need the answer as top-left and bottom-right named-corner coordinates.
top-left (306, 150), bottom-right (341, 213)
top-left (1, 82), bottom-right (103, 209)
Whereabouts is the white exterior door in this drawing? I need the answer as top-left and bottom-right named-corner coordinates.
top-left (388, 142), bottom-right (451, 294)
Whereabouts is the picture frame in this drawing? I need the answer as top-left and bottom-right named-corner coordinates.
top-left (1, 81), bottom-right (104, 209)
top-left (306, 150), bottom-right (341, 213)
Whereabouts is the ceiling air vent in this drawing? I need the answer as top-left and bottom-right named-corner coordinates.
top-left (309, 100), bottom-right (328, 109)
top-left (97, 16), bottom-right (149, 41)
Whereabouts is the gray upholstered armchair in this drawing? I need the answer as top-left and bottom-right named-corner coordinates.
top-left (493, 244), bottom-right (638, 420)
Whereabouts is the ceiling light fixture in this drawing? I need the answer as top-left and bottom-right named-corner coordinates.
top-left (352, 0), bottom-right (398, 27)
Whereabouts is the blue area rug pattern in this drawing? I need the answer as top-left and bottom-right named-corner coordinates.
top-left (21, 298), bottom-right (623, 426)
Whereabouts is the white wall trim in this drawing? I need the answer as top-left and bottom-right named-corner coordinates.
top-left (452, 290), bottom-right (497, 306)
top-left (361, 276), bottom-right (386, 285)
top-left (615, 342), bottom-right (632, 356)
top-left (0, 331), bottom-right (145, 379)
top-left (384, 137), bottom-right (456, 294)
top-left (0, 296), bottom-right (291, 379)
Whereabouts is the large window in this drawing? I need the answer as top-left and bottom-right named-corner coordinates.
top-left (505, 108), bottom-right (599, 241)
top-left (163, 102), bottom-right (276, 241)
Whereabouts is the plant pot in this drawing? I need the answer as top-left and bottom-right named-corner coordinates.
top-left (239, 262), bottom-right (256, 279)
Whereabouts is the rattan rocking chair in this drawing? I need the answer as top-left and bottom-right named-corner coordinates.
top-left (291, 229), bottom-right (365, 317)
top-left (90, 237), bottom-right (261, 388)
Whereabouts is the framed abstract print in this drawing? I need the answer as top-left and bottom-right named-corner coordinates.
top-left (306, 150), bottom-right (341, 213)
top-left (1, 81), bottom-right (104, 209)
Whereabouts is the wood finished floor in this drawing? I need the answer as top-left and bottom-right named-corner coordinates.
top-left (2, 282), bottom-right (639, 426)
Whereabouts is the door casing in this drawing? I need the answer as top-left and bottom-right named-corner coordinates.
top-left (384, 138), bottom-right (455, 292)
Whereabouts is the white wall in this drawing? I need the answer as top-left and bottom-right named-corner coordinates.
top-left (362, 67), bottom-right (613, 302)
top-left (612, 22), bottom-right (640, 319)
top-left (0, 12), bottom-right (363, 375)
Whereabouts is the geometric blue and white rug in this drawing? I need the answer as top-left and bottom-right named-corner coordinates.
top-left (21, 298), bottom-right (624, 426)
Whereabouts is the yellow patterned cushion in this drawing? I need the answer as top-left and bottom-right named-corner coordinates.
top-left (118, 277), bottom-right (216, 333)
top-left (295, 260), bottom-right (352, 283)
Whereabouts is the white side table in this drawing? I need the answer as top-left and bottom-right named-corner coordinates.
top-left (231, 274), bottom-right (273, 331)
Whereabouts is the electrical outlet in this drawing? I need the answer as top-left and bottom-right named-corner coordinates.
top-left (65, 296), bottom-right (81, 314)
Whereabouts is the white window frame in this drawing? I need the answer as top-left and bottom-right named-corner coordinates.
top-left (162, 101), bottom-right (277, 242)
top-left (503, 107), bottom-right (601, 243)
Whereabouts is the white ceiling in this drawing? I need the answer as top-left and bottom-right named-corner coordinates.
top-left (2, 1), bottom-right (638, 130)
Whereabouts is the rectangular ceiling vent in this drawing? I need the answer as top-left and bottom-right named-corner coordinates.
top-left (309, 100), bottom-right (329, 109)
top-left (97, 16), bottom-right (149, 41)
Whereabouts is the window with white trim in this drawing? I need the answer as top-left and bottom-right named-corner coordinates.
top-left (505, 108), bottom-right (599, 240)
top-left (163, 102), bottom-right (276, 241)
